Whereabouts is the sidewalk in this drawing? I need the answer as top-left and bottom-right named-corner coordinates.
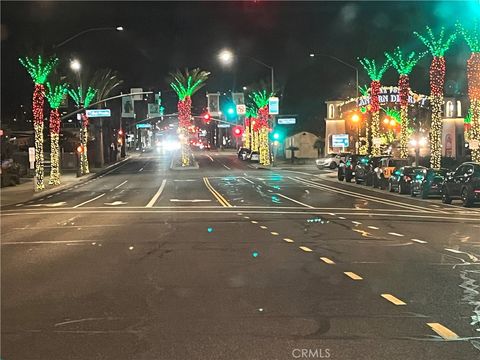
top-left (0, 155), bottom-right (134, 208)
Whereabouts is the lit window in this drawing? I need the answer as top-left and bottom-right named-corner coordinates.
top-left (328, 104), bottom-right (335, 119)
top-left (456, 101), bottom-right (462, 117)
top-left (446, 101), bottom-right (453, 117)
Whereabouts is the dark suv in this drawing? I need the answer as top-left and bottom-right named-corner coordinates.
top-left (388, 166), bottom-right (426, 194)
top-left (354, 155), bottom-right (384, 186)
top-left (442, 162), bottom-right (480, 207)
top-left (338, 154), bottom-right (360, 182)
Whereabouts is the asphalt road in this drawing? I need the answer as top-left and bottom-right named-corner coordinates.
top-left (2, 150), bottom-right (480, 360)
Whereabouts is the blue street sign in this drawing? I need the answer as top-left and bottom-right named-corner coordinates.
top-left (332, 134), bottom-right (349, 147)
top-left (85, 109), bottom-right (111, 118)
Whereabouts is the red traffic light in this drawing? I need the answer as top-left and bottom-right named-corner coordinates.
top-left (203, 113), bottom-right (211, 123)
top-left (118, 129), bottom-right (124, 136)
top-left (233, 126), bottom-right (243, 137)
top-left (76, 145), bottom-right (84, 154)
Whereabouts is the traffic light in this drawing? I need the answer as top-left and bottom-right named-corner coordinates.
top-left (118, 129), bottom-right (124, 136)
top-left (76, 145), bottom-right (84, 154)
top-left (270, 130), bottom-right (283, 141)
top-left (233, 126), bottom-right (243, 137)
top-left (203, 113), bottom-right (211, 124)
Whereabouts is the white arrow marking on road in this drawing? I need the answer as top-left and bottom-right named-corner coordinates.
top-left (104, 201), bottom-right (128, 206)
top-left (170, 199), bottom-right (212, 202)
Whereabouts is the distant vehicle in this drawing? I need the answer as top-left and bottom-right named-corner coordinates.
top-left (248, 151), bottom-right (260, 162)
top-left (410, 168), bottom-right (449, 198)
top-left (316, 153), bottom-right (345, 169)
top-left (388, 166), bottom-right (426, 194)
top-left (442, 162), bottom-right (480, 207)
top-left (338, 154), bottom-right (360, 182)
top-left (237, 147), bottom-right (251, 160)
top-left (354, 155), bottom-right (384, 185)
top-left (374, 157), bottom-right (409, 189)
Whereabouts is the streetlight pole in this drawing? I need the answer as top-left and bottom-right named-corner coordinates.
top-left (53, 26), bottom-right (124, 49)
top-left (309, 53), bottom-right (358, 101)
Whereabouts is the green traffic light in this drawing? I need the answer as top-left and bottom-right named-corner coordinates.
top-left (273, 132), bottom-right (280, 140)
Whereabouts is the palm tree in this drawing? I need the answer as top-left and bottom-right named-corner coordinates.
top-left (170, 68), bottom-right (210, 166)
top-left (45, 82), bottom-right (68, 185)
top-left (19, 55), bottom-right (59, 190)
top-left (68, 86), bottom-right (97, 175)
top-left (250, 90), bottom-right (273, 166)
top-left (385, 47), bottom-right (425, 158)
top-left (358, 57), bottom-right (390, 156)
top-left (457, 21), bottom-right (480, 162)
top-left (414, 26), bottom-right (456, 168)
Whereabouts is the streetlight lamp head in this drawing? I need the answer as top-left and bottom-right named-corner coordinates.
top-left (242, 86), bottom-right (247, 91)
top-left (70, 59), bottom-right (81, 71)
top-left (116, 26), bottom-right (124, 31)
top-left (309, 53), bottom-right (315, 57)
top-left (218, 49), bottom-right (234, 65)
top-left (351, 114), bottom-right (360, 122)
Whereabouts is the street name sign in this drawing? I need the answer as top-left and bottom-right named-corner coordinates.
top-left (268, 97), bottom-right (279, 115)
top-left (332, 134), bottom-right (349, 147)
top-left (278, 117), bottom-right (296, 125)
top-left (86, 109), bottom-right (111, 118)
top-left (136, 123), bottom-right (152, 129)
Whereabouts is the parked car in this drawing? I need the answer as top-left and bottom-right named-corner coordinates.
top-left (388, 166), bottom-right (426, 194)
top-left (442, 162), bottom-right (480, 207)
top-left (338, 154), bottom-right (360, 182)
top-left (316, 153), bottom-right (341, 169)
top-left (374, 157), bottom-right (409, 189)
top-left (354, 155), bottom-right (384, 185)
top-left (237, 147), bottom-right (251, 160)
top-left (410, 168), bottom-right (449, 198)
top-left (248, 151), bottom-right (260, 162)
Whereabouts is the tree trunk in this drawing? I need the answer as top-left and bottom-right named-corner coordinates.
top-left (49, 108), bottom-right (61, 185)
top-left (370, 80), bottom-right (381, 156)
top-left (429, 56), bottom-right (446, 169)
top-left (398, 75), bottom-right (410, 159)
top-left (467, 52), bottom-right (480, 162)
top-left (33, 84), bottom-right (45, 190)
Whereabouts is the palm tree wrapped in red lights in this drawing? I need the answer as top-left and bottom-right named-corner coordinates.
top-left (385, 47), bottom-right (425, 159)
top-left (45, 82), bottom-right (68, 185)
top-left (414, 26), bottom-right (456, 169)
top-left (358, 57), bottom-right (390, 156)
top-left (170, 68), bottom-right (210, 166)
top-left (457, 21), bottom-right (480, 162)
top-left (250, 90), bottom-right (273, 166)
top-left (19, 55), bottom-right (59, 190)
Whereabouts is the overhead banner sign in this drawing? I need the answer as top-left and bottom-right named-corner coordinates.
top-left (268, 97), bottom-right (279, 115)
top-left (332, 134), bottom-right (349, 147)
top-left (277, 117), bottom-right (296, 125)
top-left (130, 88), bottom-right (143, 101)
top-left (207, 93), bottom-right (220, 116)
top-left (121, 96), bottom-right (135, 118)
top-left (86, 109), bottom-right (111, 118)
top-left (232, 92), bottom-right (245, 105)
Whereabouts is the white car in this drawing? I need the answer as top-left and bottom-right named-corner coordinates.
top-left (316, 153), bottom-right (343, 169)
top-left (248, 151), bottom-right (260, 162)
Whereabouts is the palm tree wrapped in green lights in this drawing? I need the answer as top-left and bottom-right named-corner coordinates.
top-left (45, 82), bottom-right (68, 185)
top-left (19, 55), bottom-right (59, 190)
top-left (414, 26), bottom-right (456, 169)
top-left (358, 57), bottom-right (390, 156)
top-left (250, 90), bottom-right (273, 166)
top-left (170, 68), bottom-right (210, 166)
top-left (385, 47), bottom-right (425, 158)
top-left (68, 86), bottom-right (97, 175)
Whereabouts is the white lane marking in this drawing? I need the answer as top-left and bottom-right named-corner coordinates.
top-left (2, 239), bottom-right (100, 245)
top-left (283, 238), bottom-right (294, 243)
top-left (275, 193), bottom-right (314, 209)
top-left (27, 202), bottom-right (67, 208)
top-left (146, 179), bottom-right (167, 208)
top-left (329, 212), bottom-right (335, 216)
top-left (338, 216), bottom-right (346, 220)
top-left (251, 221), bottom-right (258, 224)
top-left (242, 177), bottom-right (255, 184)
top-left (170, 199), bottom-right (212, 202)
top-left (206, 155), bottom-right (214, 162)
top-left (139, 167), bottom-right (144, 172)
top-left (368, 226), bottom-right (380, 230)
top-left (15, 204), bottom-right (24, 207)
top-left (47, 195), bottom-right (53, 198)
top-left (388, 232), bottom-right (405, 237)
top-left (352, 221), bottom-right (362, 225)
top-left (411, 238), bottom-right (427, 244)
top-left (267, 189), bottom-right (273, 193)
top-left (114, 180), bottom-right (128, 189)
top-left (270, 232), bottom-right (279, 236)
top-left (173, 179), bottom-right (196, 182)
top-left (260, 225), bottom-right (268, 229)
top-left (73, 194), bottom-right (106, 208)
top-left (222, 164), bottom-right (231, 170)
top-left (445, 248), bottom-right (463, 254)
top-left (104, 201), bottom-right (128, 206)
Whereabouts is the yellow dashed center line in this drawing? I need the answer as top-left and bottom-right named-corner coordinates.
top-left (381, 293), bottom-right (406, 305)
top-left (299, 246), bottom-right (313, 252)
top-left (270, 232), bottom-right (279, 236)
top-left (344, 272), bottom-right (363, 280)
top-left (251, 221), bottom-right (258, 224)
top-left (320, 257), bottom-right (335, 265)
top-left (260, 226), bottom-right (268, 229)
top-left (283, 238), bottom-right (294, 243)
top-left (426, 323), bottom-right (459, 340)
top-left (244, 216), bottom-right (250, 219)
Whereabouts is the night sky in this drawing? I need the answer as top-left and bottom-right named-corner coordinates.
top-left (1, 1), bottom-right (479, 134)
